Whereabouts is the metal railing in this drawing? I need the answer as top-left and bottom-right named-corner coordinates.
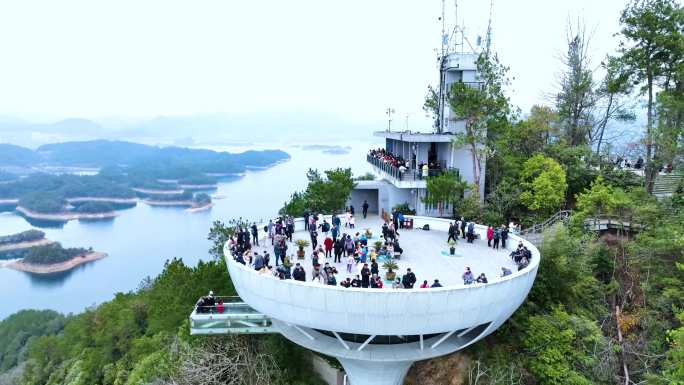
top-left (447, 81), bottom-right (485, 91)
top-left (520, 210), bottom-right (649, 239)
top-left (366, 154), bottom-right (458, 182)
top-left (519, 210), bottom-right (572, 236)
top-left (190, 296), bottom-right (276, 335)
top-left (193, 295), bottom-right (245, 314)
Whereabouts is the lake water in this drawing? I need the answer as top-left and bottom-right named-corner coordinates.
top-left (0, 140), bottom-right (379, 319)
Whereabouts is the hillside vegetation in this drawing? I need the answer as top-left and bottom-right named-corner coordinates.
top-left (20, 244), bottom-right (90, 265)
top-left (10, 258), bottom-right (325, 385)
top-left (0, 230), bottom-right (45, 246)
top-left (0, 0), bottom-right (680, 384)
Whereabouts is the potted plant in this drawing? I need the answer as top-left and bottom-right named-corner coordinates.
top-left (364, 228), bottom-right (373, 239)
top-left (448, 239), bottom-right (457, 255)
top-left (383, 260), bottom-right (399, 281)
top-left (374, 240), bottom-right (383, 251)
top-left (295, 239), bottom-right (309, 259)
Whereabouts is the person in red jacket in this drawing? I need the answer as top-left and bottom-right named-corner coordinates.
top-left (487, 225), bottom-right (494, 247)
top-left (323, 236), bottom-right (333, 259)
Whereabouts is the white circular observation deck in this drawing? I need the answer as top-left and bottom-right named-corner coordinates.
top-left (225, 215), bottom-right (539, 338)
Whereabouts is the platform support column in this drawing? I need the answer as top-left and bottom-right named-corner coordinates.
top-left (338, 358), bottom-right (413, 385)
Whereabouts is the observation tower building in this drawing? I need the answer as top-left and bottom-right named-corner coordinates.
top-left (190, 4), bottom-right (537, 385)
top-left (351, 2), bottom-right (487, 217)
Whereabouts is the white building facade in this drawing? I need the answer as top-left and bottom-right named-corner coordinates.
top-left (350, 52), bottom-right (485, 218)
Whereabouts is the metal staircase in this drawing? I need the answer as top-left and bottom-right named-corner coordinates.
top-left (518, 210), bottom-right (572, 247)
top-left (189, 296), bottom-right (276, 335)
top-left (653, 173), bottom-right (683, 198)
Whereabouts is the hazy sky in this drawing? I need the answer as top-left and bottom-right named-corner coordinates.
top-left (0, 0), bottom-right (627, 129)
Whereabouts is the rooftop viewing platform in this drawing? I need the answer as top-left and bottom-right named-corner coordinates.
top-left (373, 130), bottom-right (456, 142)
top-left (366, 149), bottom-right (458, 188)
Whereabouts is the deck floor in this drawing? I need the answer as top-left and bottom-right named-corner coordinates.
top-left (250, 215), bottom-right (519, 288)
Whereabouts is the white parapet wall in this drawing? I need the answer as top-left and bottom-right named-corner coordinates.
top-left (225, 215), bottom-right (540, 385)
top-left (226, 216), bottom-right (539, 336)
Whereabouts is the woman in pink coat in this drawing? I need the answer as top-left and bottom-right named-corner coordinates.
top-left (487, 226), bottom-right (494, 247)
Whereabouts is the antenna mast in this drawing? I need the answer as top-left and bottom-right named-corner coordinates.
top-left (436, 0), bottom-right (463, 134)
top-left (436, 0), bottom-right (447, 134)
top-left (441, 0), bottom-right (447, 56)
top-left (454, 0), bottom-right (458, 53)
top-left (485, 0), bottom-right (493, 57)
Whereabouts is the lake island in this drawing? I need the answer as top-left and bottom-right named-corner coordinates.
top-left (0, 140), bottom-right (289, 223)
top-left (0, 230), bottom-right (105, 274)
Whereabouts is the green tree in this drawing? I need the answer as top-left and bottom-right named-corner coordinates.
top-left (280, 168), bottom-right (356, 216)
top-left (423, 85), bottom-right (440, 130)
top-left (447, 53), bottom-right (511, 195)
top-left (423, 171), bottom-right (467, 217)
top-left (593, 57), bottom-right (637, 156)
top-left (556, 20), bottom-right (596, 147)
top-left (519, 155), bottom-right (567, 217)
top-left (280, 191), bottom-right (309, 217)
top-left (306, 168), bottom-right (356, 213)
top-left (485, 105), bottom-right (558, 193)
top-left (616, 0), bottom-right (684, 192)
top-left (523, 307), bottom-right (616, 385)
top-left (0, 310), bottom-right (65, 371)
top-left (484, 178), bottom-right (522, 226)
top-left (661, 311), bottom-right (684, 383)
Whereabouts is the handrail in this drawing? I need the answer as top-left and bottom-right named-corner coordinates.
top-left (519, 210), bottom-right (572, 236)
top-left (366, 154), bottom-right (459, 181)
top-left (520, 210), bottom-right (653, 238)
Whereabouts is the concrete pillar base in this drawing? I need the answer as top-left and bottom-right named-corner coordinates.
top-left (338, 358), bottom-right (413, 385)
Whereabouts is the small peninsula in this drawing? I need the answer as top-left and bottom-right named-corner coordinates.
top-left (0, 140), bottom-right (290, 222)
top-left (0, 230), bottom-right (105, 274)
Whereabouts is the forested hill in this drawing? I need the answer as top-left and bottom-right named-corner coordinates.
top-left (0, 258), bottom-right (327, 385)
top-left (0, 144), bottom-right (41, 166)
top-left (1, 140), bottom-right (290, 170)
top-left (0, 140), bottom-right (289, 214)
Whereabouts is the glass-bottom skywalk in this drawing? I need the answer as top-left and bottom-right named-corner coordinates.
top-left (189, 297), bottom-right (275, 335)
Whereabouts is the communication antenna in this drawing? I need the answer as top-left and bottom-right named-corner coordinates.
top-left (385, 107), bottom-right (395, 132)
top-left (440, 0), bottom-right (447, 57)
top-left (454, 0), bottom-right (459, 52)
top-left (485, 0), bottom-right (493, 57)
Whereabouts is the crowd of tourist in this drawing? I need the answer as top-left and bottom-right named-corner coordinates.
top-left (510, 242), bottom-right (532, 271)
top-left (368, 148), bottom-right (446, 179)
top-left (222, 211), bottom-right (531, 293)
top-left (448, 219), bottom-right (521, 247)
top-left (368, 148), bottom-right (410, 172)
top-left (612, 155), bottom-right (674, 173)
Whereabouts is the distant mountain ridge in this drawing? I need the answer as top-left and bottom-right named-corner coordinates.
top-left (0, 144), bottom-right (41, 166)
top-left (1, 139), bottom-right (290, 170)
top-left (0, 140), bottom-right (290, 217)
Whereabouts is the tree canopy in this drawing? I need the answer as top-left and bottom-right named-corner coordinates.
top-left (423, 171), bottom-right (467, 217)
top-left (280, 168), bottom-right (356, 216)
top-left (519, 155), bottom-right (568, 217)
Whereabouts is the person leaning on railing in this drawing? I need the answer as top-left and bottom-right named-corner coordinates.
top-left (195, 290), bottom-right (216, 314)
